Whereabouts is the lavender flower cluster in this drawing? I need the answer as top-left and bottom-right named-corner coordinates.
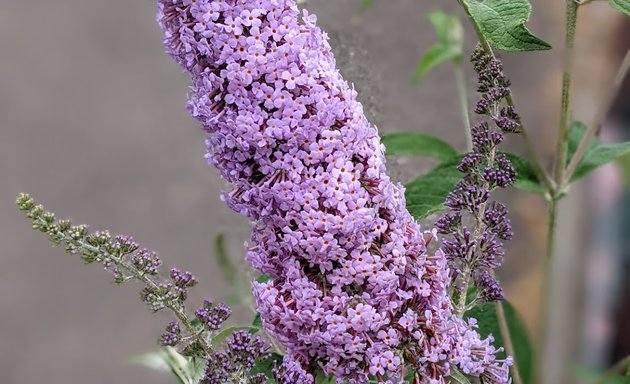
top-left (158, 1), bottom-right (511, 382)
top-left (437, 46), bottom-right (519, 308)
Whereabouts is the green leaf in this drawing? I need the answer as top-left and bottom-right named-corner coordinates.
top-left (574, 364), bottom-right (626, 384)
top-left (566, 121), bottom-right (630, 181)
top-left (211, 325), bottom-right (260, 348)
top-left (462, 0), bottom-right (551, 51)
top-left (131, 347), bottom-right (202, 384)
top-left (249, 353), bottom-right (283, 381)
top-left (253, 313), bottom-right (263, 328)
top-left (429, 11), bottom-right (463, 47)
top-left (382, 132), bottom-right (459, 161)
top-left (566, 121), bottom-right (599, 166)
top-left (404, 152), bottom-right (544, 220)
top-left (448, 367), bottom-right (473, 384)
top-left (414, 12), bottom-right (463, 80)
top-left (609, 0), bottom-right (630, 16)
top-left (414, 45), bottom-right (462, 80)
top-left (190, 357), bottom-right (207, 384)
top-left (191, 317), bottom-right (204, 333)
top-left (256, 274), bottom-right (272, 283)
top-left (503, 152), bottom-right (544, 194)
top-left (465, 301), bottom-right (534, 384)
top-left (405, 157), bottom-right (463, 220)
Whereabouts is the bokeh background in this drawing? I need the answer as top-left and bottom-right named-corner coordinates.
top-left (1, 1), bottom-right (629, 383)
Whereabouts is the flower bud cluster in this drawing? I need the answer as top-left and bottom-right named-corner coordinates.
top-left (202, 330), bottom-right (270, 384)
top-left (16, 193), bottom-right (238, 364)
top-left (157, 1), bottom-right (510, 382)
top-left (437, 46), bottom-right (519, 306)
top-left (196, 300), bottom-right (232, 331)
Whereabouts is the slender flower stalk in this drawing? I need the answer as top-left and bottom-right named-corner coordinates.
top-left (157, 1), bottom-right (511, 382)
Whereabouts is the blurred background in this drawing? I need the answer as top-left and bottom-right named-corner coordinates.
top-left (0, 1), bottom-right (628, 383)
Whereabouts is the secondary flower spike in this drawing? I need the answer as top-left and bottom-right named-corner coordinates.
top-left (157, 1), bottom-right (511, 382)
top-left (437, 46), bottom-right (519, 309)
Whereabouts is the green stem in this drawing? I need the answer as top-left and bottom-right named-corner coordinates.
top-left (536, 198), bottom-right (558, 382)
top-left (455, 265), bottom-right (471, 317)
top-left (454, 63), bottom-right (473, 152)
top-left (564, 50), bottom-right (630, 183)
top-left (497, 301), bottom-right (523, 384)
top-left (553, 0), bottom-right (579, 190)
top-left (536, 3), bottom-right (578, 382)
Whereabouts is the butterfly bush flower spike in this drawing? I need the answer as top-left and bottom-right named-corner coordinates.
top-left (437, 45), bottom-right (520, 310)
top-left (157, 1), bottom-right (511, 382)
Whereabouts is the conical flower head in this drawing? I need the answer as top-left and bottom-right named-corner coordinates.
top-left (157, 1), bottom-right (510, 382)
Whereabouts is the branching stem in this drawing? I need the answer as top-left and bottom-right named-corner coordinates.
top-left (563, 51), bottom-right (630, 183)
top-left (534, 3), bottom-right (579, 383)
top-left (553, 1), bottom-right (579, 191)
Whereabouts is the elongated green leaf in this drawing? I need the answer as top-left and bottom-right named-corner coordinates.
top-left (211, 325), bottom-right (260, 348)
top-left (429, 11), bottom-right (463, 46)
top-left (610, 0), bottom-right (630, 16)
top-left (462, 0), bottom-right (551, 51)
top-left (465, 301), bottom-right (534, 384)
top-left (382, 132), bottom-right (459, 161)
top-left (566, 121), bottom-right (630, 181)
top-left (190, 357), bottom-right (207, 384)
top-left (131, 350), bottom-right (171, 372)
top-left (449, 367), bottom-right (473, 383)
top-left (414, 12), bottom-right (464, 80)
top-left (414, 45), bottom-right (462, 80)
top-left (405, 157), bottom-right (463, 220)
top-left (574, 365), bottom-right (625, 384)
top-left (566, 121), bottom-right (599, 165)
top-left (131, 347), bottom-right (199, 384)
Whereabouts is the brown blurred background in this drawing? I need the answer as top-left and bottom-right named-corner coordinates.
top-left (0, 1), bottom-right (628, 383)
